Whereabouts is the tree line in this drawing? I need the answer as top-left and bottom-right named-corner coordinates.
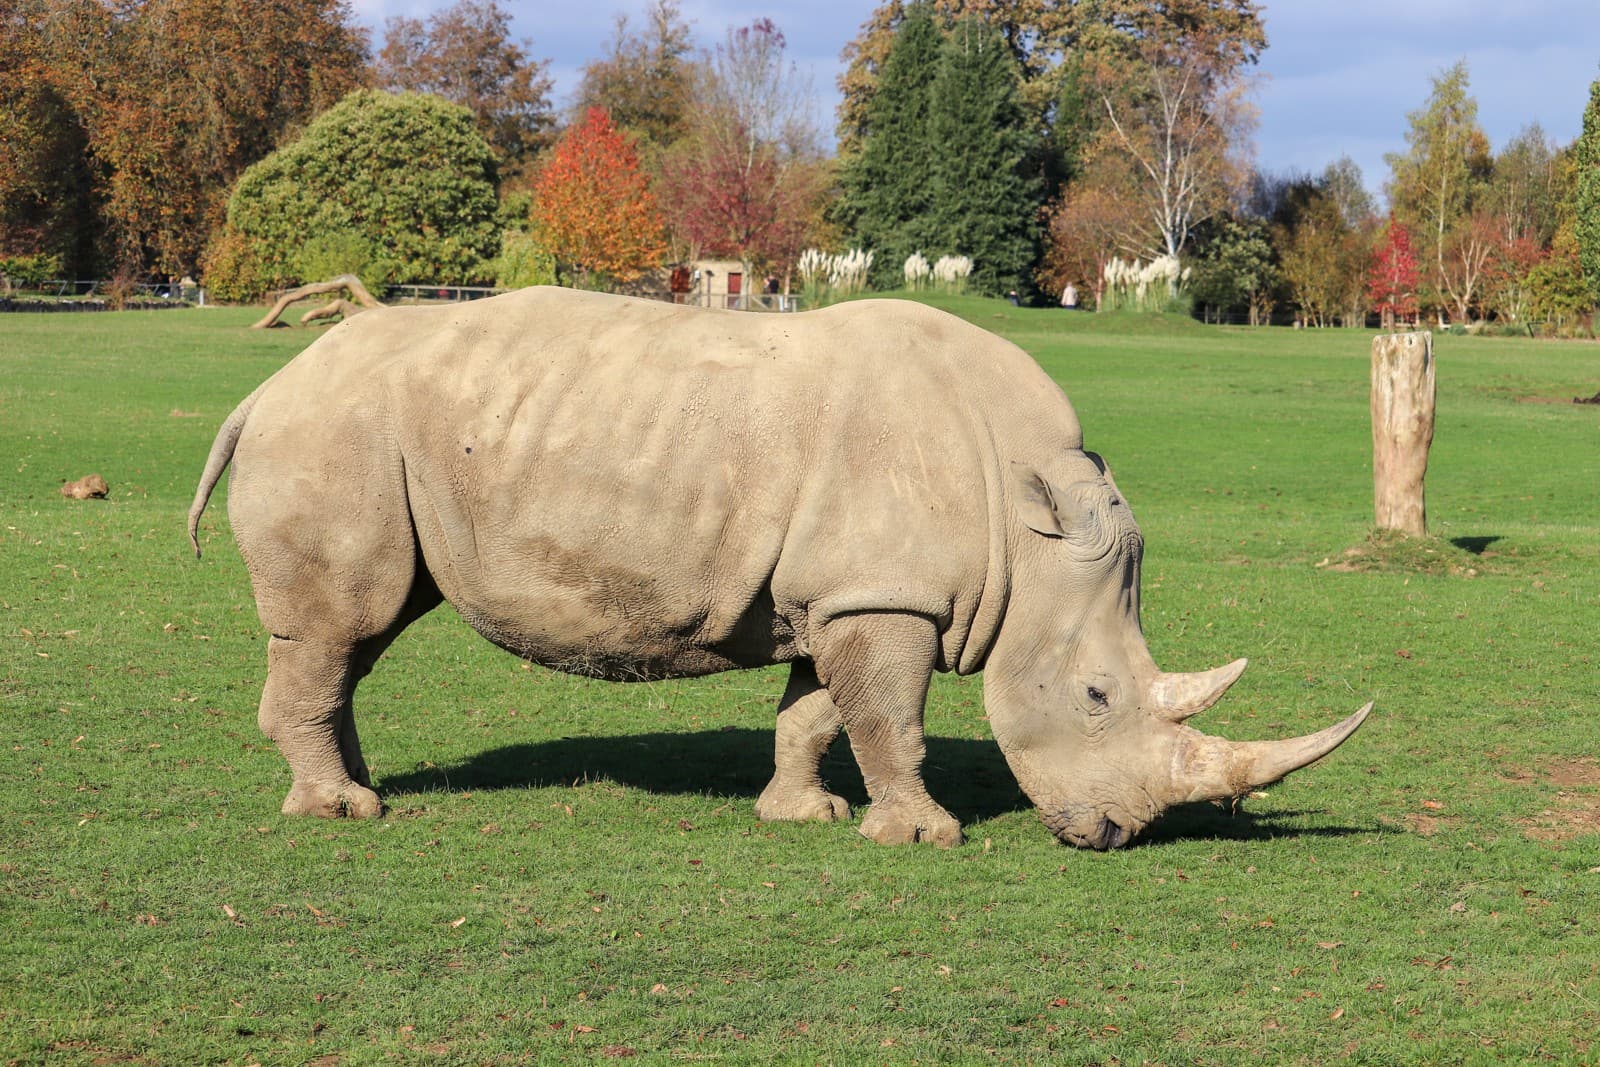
top-left (3, 0), bottom-right (1599, 329)
top-left (1181, 62), bottom-right (1595, 333)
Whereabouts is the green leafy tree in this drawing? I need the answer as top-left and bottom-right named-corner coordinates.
top-left (1574, 75), bottom-right (1600, 304)
top-left (1488, 123), bottom-right (1563, 248)
top-left (1048, 51), bottom-right (1097, 190)
top-left (1319, 155), bottom-right (1376, 229)
top-left (923, 17), bottom-right (1041, 297)
top-left (492, 230), bottom-right (558, 290)
top-left (1275, 190), bottom-right (1367, 327)
top-left (292, 231), bottom-right (399, 294)
top-left (836, 0), bottom-right (1266, 157)
top-left (1268, 172), bottom-right (1374, 327)
top-left (1384, 61), bottom-right (1492, 315)
top-left (207, 90), bottom-right (501, 298)
top-left (1189, 218), bottom-right (1277, 324)
top-left (834, 3), bottom-right (944, 288)
top-left (1529, 220), bottom-right (1593, 330)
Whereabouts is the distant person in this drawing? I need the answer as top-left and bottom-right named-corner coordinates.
top-left (1061, 283), bottom-right (1078, 309)
top-left (1007, 290), bottom-right (1020, 306)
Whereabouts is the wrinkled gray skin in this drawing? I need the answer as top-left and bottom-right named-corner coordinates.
top-left (190, 287), bottom-right (1369, 848)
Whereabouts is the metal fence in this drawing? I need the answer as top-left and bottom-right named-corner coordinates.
top-left (674, 292), bottom-right (804, 312)
top-left (15, 279), bottom-right (196, 300)
top-left (382, 284), bottom-right (501, 304)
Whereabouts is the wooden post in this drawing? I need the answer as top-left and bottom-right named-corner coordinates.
top-left (1370, 331), bottom-right (1435, 537)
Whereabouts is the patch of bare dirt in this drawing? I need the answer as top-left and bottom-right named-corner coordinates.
top-left (1544, 758), bottom-right (1600, 788)
top-left (1512, 389), bottom-right (1600, 405)
top-left (1404, 813), bottom-right (1448, 837)
top-left (1510, 758), bottom-right (1600, 842)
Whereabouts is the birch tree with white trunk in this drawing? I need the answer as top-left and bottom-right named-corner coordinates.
top-left (1091, 30), bottom-right (1256, 261)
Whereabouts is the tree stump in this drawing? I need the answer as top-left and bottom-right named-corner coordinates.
top-left (1371, 331), bottom-right (1435, 537)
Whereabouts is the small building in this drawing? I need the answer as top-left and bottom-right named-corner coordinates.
top-left (639, 259), bottom-right (796, 311)
top-left (680, 259), bottom-right (746, 309)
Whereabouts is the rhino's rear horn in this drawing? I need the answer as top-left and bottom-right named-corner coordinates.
top-left (1149, 657), bottom-right (1248, 722)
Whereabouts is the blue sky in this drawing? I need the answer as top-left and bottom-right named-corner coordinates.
top-left (354, 0), bottom-right (1600, 203)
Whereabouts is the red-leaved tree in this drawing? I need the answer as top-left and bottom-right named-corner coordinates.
top-left (1481, 231), bottom-right (1544, 324)
top-left (530, 107), bottom-right (666, 288)
top-left (657, 19), bottom-right (827, 294)
top-left (1368, 218), bottom-right (1421, 329)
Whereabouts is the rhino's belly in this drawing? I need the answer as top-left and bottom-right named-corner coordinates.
top-left (448, 575), bottom-right (801, 682)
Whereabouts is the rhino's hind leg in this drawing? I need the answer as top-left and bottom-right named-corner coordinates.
top-left (754, 661), bottom-right (851, 824)
top-left (814, 613), bottom-right (963, 847)
top-left (337, 581), bottom-right (442, 791)
top-left (260, 635), bottom-right (383, 818)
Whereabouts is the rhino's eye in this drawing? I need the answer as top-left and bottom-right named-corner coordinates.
top-left (1086, 686), bottom-right (1108, 707)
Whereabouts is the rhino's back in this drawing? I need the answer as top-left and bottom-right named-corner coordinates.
top-left (243, 289), bottom-right (1075, 677)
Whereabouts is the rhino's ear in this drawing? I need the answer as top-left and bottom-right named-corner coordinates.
top-left (1011, 462), bottom-right (1067, 538)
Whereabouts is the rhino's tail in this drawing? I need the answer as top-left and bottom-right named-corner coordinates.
top-left (187, 380), bottom-right (270, 558)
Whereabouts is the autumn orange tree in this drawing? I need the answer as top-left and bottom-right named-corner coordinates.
top-left (1088, 15), bottom-right (1258, 261)
top-left (530, 107), bottom-right (667, 289)
top-left (0, 0), bottom-right (367, 279)
top-left (375, 0), bottom-right (554, 178)
top-left (573, 0), bottom-right (695, 155)
top-left (1037, 167), bottom-right (1143, 308)
top-left (0, 3), bottom-right (98, 272)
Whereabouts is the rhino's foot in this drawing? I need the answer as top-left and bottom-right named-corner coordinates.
top-left (753, 781), bottom-right (851, 824)
top-left (859, 802), bottom-right (964, 847)
top-left (281, 780), bottom-right (385, 819)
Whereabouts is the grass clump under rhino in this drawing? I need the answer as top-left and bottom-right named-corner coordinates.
top-left (2, 298), bottom-right (1598, 1064)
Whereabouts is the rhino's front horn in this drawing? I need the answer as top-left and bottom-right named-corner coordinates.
top-left (1149, 657), bottom-right (1248, 722)
top-left (1172, 702), bottom-right (1373, 804)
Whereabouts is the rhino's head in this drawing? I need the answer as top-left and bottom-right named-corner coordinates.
top-left (984, 458), bottom-right (1370, 849)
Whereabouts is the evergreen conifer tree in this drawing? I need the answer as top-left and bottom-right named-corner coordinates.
top-left (924, 17), bottom-right (1041, 297)
top-left (1574, 75), bottom-right (1600, 304)
top-left (1048, 52), bottom-right (1095, 190)
top-left (835, 4), bottom-right (944, 289)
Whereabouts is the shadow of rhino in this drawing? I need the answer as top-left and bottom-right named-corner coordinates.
top-left (376, 727), bottom-right (1369, 846)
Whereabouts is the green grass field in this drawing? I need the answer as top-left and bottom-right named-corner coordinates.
top-left (2, 298), bottom-right (1598, 1065)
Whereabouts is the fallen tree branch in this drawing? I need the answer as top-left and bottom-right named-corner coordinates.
top-left (301, 298), bottom-right (366, 326)
top-left (252, 275), bottom-right (384, 329)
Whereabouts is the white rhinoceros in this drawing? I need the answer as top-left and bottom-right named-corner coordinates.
top-left (189, 287), bottom-right (1369, 848)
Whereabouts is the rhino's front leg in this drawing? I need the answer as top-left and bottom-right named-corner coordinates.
top-left (813, 612), bottom-right (963, 847)
top-left (754, 660), bottom-right (851, 824)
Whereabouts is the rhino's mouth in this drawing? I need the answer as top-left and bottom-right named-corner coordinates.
top-left (1044, 810), bottom-right (1137, 850)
